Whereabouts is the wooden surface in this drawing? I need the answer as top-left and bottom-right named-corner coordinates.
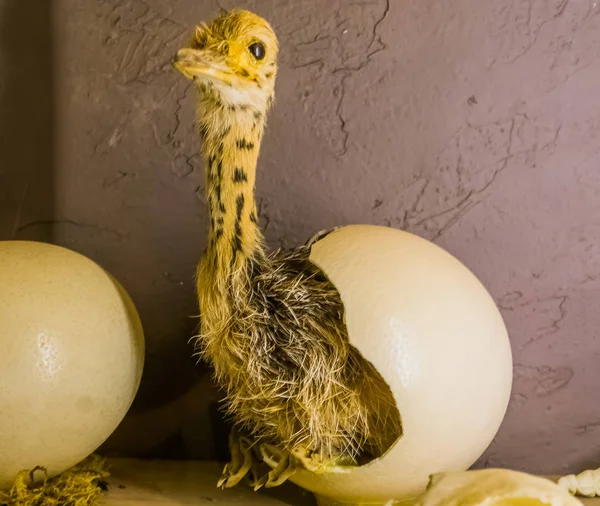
top-left (102, 459), bottom-right (316, 505)
top-left (101, 459), bottom-right (600, 505)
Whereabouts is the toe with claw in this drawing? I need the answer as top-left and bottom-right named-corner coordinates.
top-left (217, 431), bottom-right (254, 489)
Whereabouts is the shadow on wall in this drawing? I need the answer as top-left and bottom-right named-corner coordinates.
top-left (0, 0), bottom-right (54, 242)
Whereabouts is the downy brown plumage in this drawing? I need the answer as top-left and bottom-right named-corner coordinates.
top-left (173, 8), bottom-right (401, 489)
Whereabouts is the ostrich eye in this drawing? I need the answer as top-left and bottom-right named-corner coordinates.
top-left (248, 42), bottom-right (266, 60)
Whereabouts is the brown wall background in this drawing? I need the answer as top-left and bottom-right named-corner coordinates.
top-left (2, 0), bottom-right (600, 474)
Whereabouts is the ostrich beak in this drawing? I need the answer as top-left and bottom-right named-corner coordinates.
top-left (173, 48), bottom-right (233, 86)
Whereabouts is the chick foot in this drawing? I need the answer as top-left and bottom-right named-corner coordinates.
top-left (252, 447), bottom-right (296, 490)
top-left (218, 435), bottom-right (356, 490)
top-left (254, 444), bottom-right (351, 490)
top-left (217, 431), bottom-right (254, 489)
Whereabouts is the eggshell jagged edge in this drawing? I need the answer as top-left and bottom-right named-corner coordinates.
top-left (306, 227), bottom-right (404, 471)
top-left (416, 469), bottom-right (584, 506)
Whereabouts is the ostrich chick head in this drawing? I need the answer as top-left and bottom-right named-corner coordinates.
top-left (174, 9), bottom-right (278, 110)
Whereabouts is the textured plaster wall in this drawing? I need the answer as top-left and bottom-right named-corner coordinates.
top-left (0, 0), bottom-right (54, 243)
top-left (1, 0), bottom-right (600, 472)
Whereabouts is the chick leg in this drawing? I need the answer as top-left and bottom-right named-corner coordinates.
top-left (217, 430), bottom-right (254, 489)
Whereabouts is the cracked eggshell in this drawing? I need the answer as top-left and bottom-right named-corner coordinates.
top-left (299, 225), bottom-right (513, 505)
top-left (416, 469), bottom-right (584, 506)
top-left (0, 241), bottom-right (145, 490)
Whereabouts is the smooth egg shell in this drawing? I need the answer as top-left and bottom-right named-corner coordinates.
top-left (0, 241), bottom-right (144, 489)
top-left (295, 225), bottom-right (513, 505)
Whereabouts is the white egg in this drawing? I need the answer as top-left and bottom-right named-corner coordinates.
top-left (0, 241), bottom-right (144, 490)
top-left (281, 225), bottom-right (513, 505)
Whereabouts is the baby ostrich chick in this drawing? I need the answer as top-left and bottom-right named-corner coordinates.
top-left (174, 9), bottom-right (401, 489)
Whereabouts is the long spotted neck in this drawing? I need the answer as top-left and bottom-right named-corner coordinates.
top-left (198, 96), bottom-right (268, 285)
